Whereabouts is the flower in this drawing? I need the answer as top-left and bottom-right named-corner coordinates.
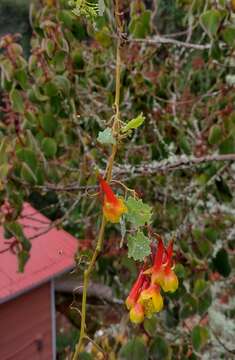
top-left (129, 303), bottom-right (145, 324)
top-left (125, 234), bottom-right (179, 324)
top-left (99, 176), bottom-right (127, 223)
top-left (144, 235), bottom-right (165, 285)
top-left (144, 236), bottom-right (178, 293)
top-left (160, 241), bottom-right (179, 293)
top-left (125, 269), bottom-right (145, 310)
top-left (139, 284), bottom-right (163, 318)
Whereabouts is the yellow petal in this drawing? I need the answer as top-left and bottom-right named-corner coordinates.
top-left (129, 303), bottom-right (145, 324)
top-left (161, 270), bottom-right (179, 293)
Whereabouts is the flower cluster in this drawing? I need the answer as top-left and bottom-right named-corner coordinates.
top-left (99, 176), bottom-right (127, 223)
top-left (125, 236), bottom-right (178, 324)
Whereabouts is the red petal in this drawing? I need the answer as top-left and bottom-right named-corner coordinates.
top-left (98, 175), bottom-right (118, 204)
top-left (153, 235), bottom-right (164, 270)
top-left (165, 240), bottom-right (174, 270)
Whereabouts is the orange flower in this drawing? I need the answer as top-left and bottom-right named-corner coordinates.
top-left (99, 176), bottom-right (127, 223)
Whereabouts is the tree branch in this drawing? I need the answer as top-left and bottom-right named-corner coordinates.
top-left (129, 35), bottom-right (211, 50)
top-left (115, 154), bottom-right (235, 178)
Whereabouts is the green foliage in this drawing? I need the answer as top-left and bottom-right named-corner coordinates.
top-left (127, 230), bottom-right (151, 261)
top-left (119, 337), bottom-right (148, 360)
top-left (121, 113), bottom-right (145, 133)
top-left (97, 128), bottom-right (116, 145)
top-left (213, 248), bottom-right (231, 277)
top-left (200, 10), bottom-right (222, 38)
top-left (125, 197), bottom-right (152, 227)
top-left (191, 325), bottom-right (209, 352)
top-left (149, 336), bottom-right (171, 360)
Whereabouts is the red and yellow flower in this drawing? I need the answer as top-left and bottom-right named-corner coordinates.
top-left (99, 176), bottom-right (127, 223)
top-left (125, 235), bottom-right (179, 324)
top-left (160, 240), bottom-right (179, 293)
top-left (138, 284), bottom-right (163, 318)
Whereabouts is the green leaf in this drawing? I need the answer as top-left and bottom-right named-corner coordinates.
top-left (192, 325), bottom-right (209, 352)
top-left (20, 163), bottom-right (37, 184)
top-left (149, 336), bottom-right (171, 360)
top-left (213, 248), bottom-right (231, 277)
top-left (16, 148), bottom-right (38, 171)
top-left (121, 113), bottom-right (145, 133)
top-left (127, 231), bottom-right (151, 261)
top-left (126, 197), bottom-right (152, 227)
top-left (40, 113), bottom-right (58, 136)
top-left (204, 227), bottom-right (218, 243)
top-left (52, 75), bottom-right (71, 95)
top-left (193, 279), bottom-right (208, 296)
top-left (175, 263), bottom-right (186, 279)
top-left (52, 51), bottom-right (67, 72)
top-left (0, 138), bottom-right (9, 164)
top-left (208, 125), bottom-right (222, 145)
top-left (129, 10), bottom-right (151, 39)
top-left (10, 88), bottom-right (24, 113)
top-left (219, 136), bottom-right (235, 154)
top-left (144, 317), bottom-right (157, 336)
top-left (198, 288), bottom-right (212, 315)
top-left (180, 294), bottom-right (198, 319)
top-left (200, 10), bottom-right (221, 38)
top-left (222, 26), bottom-right (235, 46)
top-left (15, 69), bottom-right (28, 90)
top-left (0, 164), bottom-right (9, 181)
top-left (97, 128), bottom-right (116, 145)
top-left (5, 222), bottom-right (31, 251)
top-left (18, 250), bottom-right (30, 273)
top-left (119, 337), bottom-right (148, 360)
top-left (42, 138), bottom-right (57, 158)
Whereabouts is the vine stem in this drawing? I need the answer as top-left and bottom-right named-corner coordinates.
top-left (72, 3), bottom-right (122, 358)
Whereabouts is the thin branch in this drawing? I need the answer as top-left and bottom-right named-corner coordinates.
top-left (115, 154), bottom-right (235, 178)
top-left (129, 35), bottom-right (211, 50)
top-left (210, 327), bottom-right (235, 355)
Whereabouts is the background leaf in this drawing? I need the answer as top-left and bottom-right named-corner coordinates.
top-left (127, 231), bottom-right (151, 261)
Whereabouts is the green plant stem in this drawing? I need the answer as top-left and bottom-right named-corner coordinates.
top-left (72, 4), bottom-right (122, 359)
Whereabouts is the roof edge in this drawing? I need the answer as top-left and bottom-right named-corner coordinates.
top-left (0, 264), bottom-right (75, 305)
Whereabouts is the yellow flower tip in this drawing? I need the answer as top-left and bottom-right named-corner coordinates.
top-left (161, 270), bottom-right (179, 293)
top-left (129, 303), bottom-right (145, 324)
top-left (139, 285), bottom-right (164, 318)
top-left (103, 197), bottom-right (127, 223)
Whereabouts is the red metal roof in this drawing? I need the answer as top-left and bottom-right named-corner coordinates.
top-left (0, 203), bottom-right (78, 304)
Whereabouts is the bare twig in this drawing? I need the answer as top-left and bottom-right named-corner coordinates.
top-left (115, 154), bottom-right (235, 178)
top-left (129, 35), bottom-right (211, 50)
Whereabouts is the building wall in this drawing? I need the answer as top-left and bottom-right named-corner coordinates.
top-left (0, 282), bottom-right (53, 360)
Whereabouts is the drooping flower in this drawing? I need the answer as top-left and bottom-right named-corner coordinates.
top-left (160, 241), bottom-right (179, 293)
top-left (99, 176), bottom-right (127, 223)
top-left (144, 236), bottom-right (178, 293)
top-left (139, 284), bottom-right (163, 318)
top-left (125, 234), bottom-right (179, 324)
